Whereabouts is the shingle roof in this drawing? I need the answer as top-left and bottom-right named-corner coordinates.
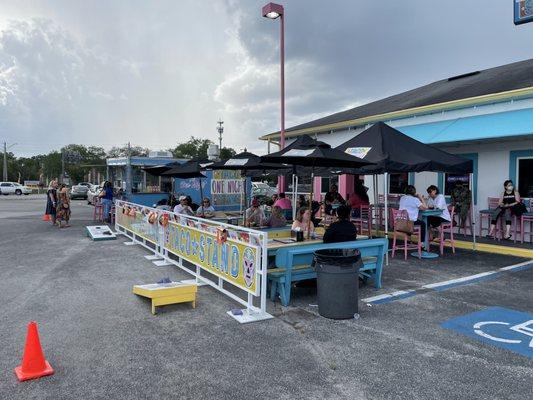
top-left (263, 58), bottom-right (533, 138)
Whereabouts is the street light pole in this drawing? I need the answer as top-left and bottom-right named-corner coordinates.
top-left (3, 141), bottom-right (17, 181)
top-left (262, 2), bottom-right (286, 193)
top-left (217, 119), bottom-right (224, 150)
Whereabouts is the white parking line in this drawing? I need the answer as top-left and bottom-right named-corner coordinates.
top-left (422, 271), bottom-right (498, 289)
top-left (499, 259), bottom-right (533, 271)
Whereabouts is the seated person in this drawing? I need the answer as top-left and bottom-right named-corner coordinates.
top-left (426, 185), bottom-right (451, 229)
top-left (399, 185), bottom-right (428, 243)
top-left (273, 192), bottom-right (292, 210)
top-left (154, 198), bottom-right (171, 211)
top-left (324, 184), bottom-right (345, 215)
top-left (196, 197), bottom-right (215, 218)
top-left (348, 181), bottom-right (370, 217)
top-left (292, 207), bottom-right (315, 236)
top-left (323, 205), bottom-right (358, 243)
top-left (245, 198), bottom-right (266, 227)
top-left (186, 195), bottom-right (199, 212)
top-left (297, 194), bottom-right (308, 209)
top-left (262, 205), bottom-right (286, 228)
top-left (173, 195), bottom-right (195, 216)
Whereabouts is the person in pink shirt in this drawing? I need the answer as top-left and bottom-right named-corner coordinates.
top-left (274, 193), bottom-right (292, 210)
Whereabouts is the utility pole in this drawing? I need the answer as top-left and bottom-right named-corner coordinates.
top-left (125, 142), bottom-right (132, 196)
top-left (3, 141), bottom-right (17, 181)
top-left (3, 142), bottom-right (7, 181)
top-left (216, 119), bottom-right (224, 150)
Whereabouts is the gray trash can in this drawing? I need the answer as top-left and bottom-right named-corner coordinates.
top-left (314, 248), bottom-right (361, 319)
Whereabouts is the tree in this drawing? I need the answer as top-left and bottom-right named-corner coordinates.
top-left (171, 136), bottom-right (213, 159)
top-left (219, 147), bottom-right (237, 159)
top-left (107, 145), bottom-right (149, 158)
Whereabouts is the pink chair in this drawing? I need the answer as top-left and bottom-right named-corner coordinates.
top-left (391, 209), bottom-right (422, 260)
top-left (438, 206), bottom-right (455, 255)
top-left (351, 205), bottom-right (373, 237)
top-left (93, 197), bottom-right (103, 222)
top-left (479, 197), bottom-right (501, 238)
top-left (109, 205), bottom-right (116, 224)
top-left (519, 200), bottom-right (533, 243)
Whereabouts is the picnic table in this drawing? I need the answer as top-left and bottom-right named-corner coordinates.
top-left (412, 209), bottom-right (443, 259)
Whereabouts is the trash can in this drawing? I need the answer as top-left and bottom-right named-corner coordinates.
top-left (314, 248), bottom-right (361, 319)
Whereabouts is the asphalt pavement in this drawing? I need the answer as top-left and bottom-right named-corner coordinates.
top-left (0, 195), bottom-right (531, 400)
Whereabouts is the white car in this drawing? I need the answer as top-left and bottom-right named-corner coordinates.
top-left (252, 182), bottom-right (277, 197)
top-left (0, 182), bottom-right (32, 195)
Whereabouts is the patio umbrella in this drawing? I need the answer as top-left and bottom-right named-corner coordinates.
top-left (162, 160), bottom-right (209, 214)
top-left (261, 140), bottom-right (374, 237)
top-left (209, 151), bottom-right (288, 211)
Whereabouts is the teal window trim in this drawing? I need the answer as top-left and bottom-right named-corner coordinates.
top-left (437, 153), bottom-right (478, 204)
top-left (408, 172), bottom-right (415, 185)
top-left (509, 149), bottom-right (533, 198)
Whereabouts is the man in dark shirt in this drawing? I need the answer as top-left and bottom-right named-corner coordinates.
top-left (323, 205), bottom-right (358, 243)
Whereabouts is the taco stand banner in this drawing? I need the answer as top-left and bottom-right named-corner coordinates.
top-left (114, 200), bottom-right (272, 323)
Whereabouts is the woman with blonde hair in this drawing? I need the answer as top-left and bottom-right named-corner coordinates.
top-left (292, 207), bottom-right (315, 236)
top-left (56, 183), bottom-right (71, 228)
top-left (262, 205), bottom-right (286, 228)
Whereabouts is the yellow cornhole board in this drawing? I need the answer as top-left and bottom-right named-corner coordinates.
top-left (133, 282), bottom-right (197, 314)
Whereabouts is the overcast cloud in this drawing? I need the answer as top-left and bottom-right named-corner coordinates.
top-left (0, 0), bottom-right (532, 156)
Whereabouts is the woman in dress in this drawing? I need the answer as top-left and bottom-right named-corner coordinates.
top-left (45, 180), bottom-right (58, 225)
top-left (56, 184), bottom-right (71, 228)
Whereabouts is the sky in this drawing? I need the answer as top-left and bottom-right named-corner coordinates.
top-left (0, 0), bottom-right (532, 157)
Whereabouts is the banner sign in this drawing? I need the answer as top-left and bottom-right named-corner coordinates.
top-left (515, 0), bottom-right (533, 25)
top-left (345, 147), bottom-right (372, 159)
top-left (116, 205), bottom-right (160, 244)
top-left (211, 170), bottom-right (244, 207)
top-left (164, 221), bottom-right (259, 295)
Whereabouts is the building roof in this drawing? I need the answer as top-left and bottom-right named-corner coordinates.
top-left (260, 58), bottom-right (533, 140)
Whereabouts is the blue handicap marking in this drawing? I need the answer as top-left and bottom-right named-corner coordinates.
top-left (441, 306), bottom-right (533, 359)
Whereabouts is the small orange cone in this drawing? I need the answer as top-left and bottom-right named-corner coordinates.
top-left (14, 322), bottom-right (54, 382)
top-left (42, 214), bottom-right (51, 222)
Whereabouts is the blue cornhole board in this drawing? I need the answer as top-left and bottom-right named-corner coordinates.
top-left (442, 307), bottom-right (533, 359)
top-left (86, 225), bottom-right (117, 241)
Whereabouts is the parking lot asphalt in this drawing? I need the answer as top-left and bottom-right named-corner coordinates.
top-left (0, 196), bottom-right (532, 400)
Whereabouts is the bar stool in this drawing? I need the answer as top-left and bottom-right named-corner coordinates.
top-left (519, 200), bottom-right (533, 243)
top-left (479, 197), bottom-right (500, 237)
top-left (93, 197), bottom-right (103, 222)
top-left (438, 206), bottom-right (455, 255)
top-left (351, 205), bottom-right (373, 237)
top-left (391, 209), bottom-right (422, 260)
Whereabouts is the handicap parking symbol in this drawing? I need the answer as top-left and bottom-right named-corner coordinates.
top-left (441, 306), bottom-right (533, 359)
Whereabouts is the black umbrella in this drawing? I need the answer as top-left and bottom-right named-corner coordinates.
top-left (261, 138), bottom-right (374, 237)
top-left (335, 122), bottom-right (473, 174)
top-left (161, 160), bottom-right (211, 214)
top-left (142, 161), bottom-right (182, 176)
top-left (209, 151), bottom-right (288, 210)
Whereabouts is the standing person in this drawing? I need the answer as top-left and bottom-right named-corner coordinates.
top-left (426, 185), bottom-right (451, 230)
top-left (488, 180), bottom-right (521, 240)
top-left (292, 207), bottom-right (315, 236)
top-left (451, 182), bottom-right (471, 229)
top-left (323, 205), bottom-right (357, 243)
top-left (99, 181), bottom-right (114, 222)
top-left (348, 180), bottom-right (370, 217)
top-left (399, 185), bottom-right (428, 243)
top-left (273, 193), bottom-right (292, 210)
top-left (56, 184), bottom-right (71, 228)
top-left (45, 180), bottom-right (58, 225)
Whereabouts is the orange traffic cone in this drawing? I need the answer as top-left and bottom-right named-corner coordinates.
top-left (14, 322), bottom-right (54, 382)
top-left (42, 214), bottom-right (51, 222)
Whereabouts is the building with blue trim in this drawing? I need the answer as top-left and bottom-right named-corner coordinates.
top-left (260, 58), bottom-right (533, 212)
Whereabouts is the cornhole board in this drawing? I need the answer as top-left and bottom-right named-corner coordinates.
top-left (133, 282), bottom-right (197, 314)
top-left (86, 225), bottom-right (117, 241)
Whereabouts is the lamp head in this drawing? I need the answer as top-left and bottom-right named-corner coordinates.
top-left (262, 3), bottom-right (284, 19)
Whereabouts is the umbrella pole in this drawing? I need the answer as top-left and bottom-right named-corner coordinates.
top-left (373, 174), bottom-right (379, 236)
top-left (384, 173), bottom-right (389, 266)
top-left (470, 172), bottom-right (476, 250)
top-left (293, 174), bottom-right (298, 220)
top-left (199, 177), bottom-right (204, 217)
top-left (307, 169), bottom-right (314, 240)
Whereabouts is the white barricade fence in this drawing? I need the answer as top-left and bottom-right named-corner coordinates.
top-left (114, 200), bottom-right (273, 323)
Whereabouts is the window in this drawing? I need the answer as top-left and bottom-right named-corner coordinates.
top-left (321, 176), bottom-right (338, 193)
top-left (389, 173), bottom-right (408, 194)
top-left (444, 174), bottom-right (470, 196)
top-left (1, 183), bottom-right (11, 187)
top-left (517, 158), bottom-right (533, 198)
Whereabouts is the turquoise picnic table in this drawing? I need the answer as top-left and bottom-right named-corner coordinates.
top-left (412, 209), bottom-right (443, 259)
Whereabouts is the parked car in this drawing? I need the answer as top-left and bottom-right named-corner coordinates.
top-left (87, 185), bottom-right (103, 205)
top-left (252, 182), bottom-right (277, 197)
top-left (70, 184), bottom-right (89, 200)
top-left (0, 182), bottom-right (32, 195)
